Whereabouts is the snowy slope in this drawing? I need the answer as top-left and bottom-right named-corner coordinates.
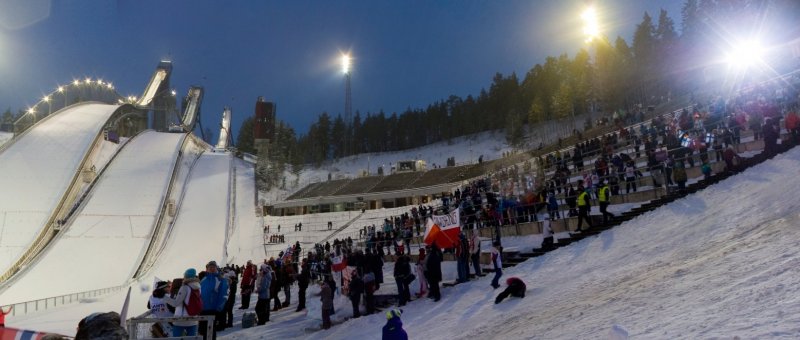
top-left (11, 145), bottom-right (800, 339)
top-left (131, 152), bottom-right (232, 308)
top-left (0, 103), bottom-right (119, 274)
top-left (224, 147), bottom-right (800, 339)
top-left (0, 131), bottom-right (185, 304)
top-left (227, 158), bottom-right (265, 264)
top-left (0, 131), bottom-right (12, 148)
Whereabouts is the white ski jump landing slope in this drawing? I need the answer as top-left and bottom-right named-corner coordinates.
top-left (0, 103), bottom-right (119, 274)
top-left (139, 152), bottom-right (231, 292)
top-left (227, 158), bottom-right (263, 264)
top-left (0, 131), bottom-right (185, 304)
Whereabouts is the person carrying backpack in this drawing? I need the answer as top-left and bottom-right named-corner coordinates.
top-left (165, 268), bottom-right (202, 337)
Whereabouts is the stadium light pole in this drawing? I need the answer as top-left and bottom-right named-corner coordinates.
top-left (341, 53), bottom-right (353, 156)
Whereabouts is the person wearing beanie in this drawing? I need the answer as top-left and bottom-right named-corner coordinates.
top-left (164, 268), bottom-right (201, 337)
top-left (200, 261), bottom-right (229, 340)
top-left (382, 309), bottom-right (408, 340)
top-left (147, 281), bottom-right (173, 336)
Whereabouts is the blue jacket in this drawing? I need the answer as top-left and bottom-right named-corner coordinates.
top-left (382, 316), bottom-right (408, 340)
top-left (257, 271), bottom-right (272, 300)
top-left (200, 272), bottom-right (229, 311)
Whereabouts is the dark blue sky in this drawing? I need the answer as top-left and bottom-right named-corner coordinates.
top-left (0, 0), bottom-right (682, 142)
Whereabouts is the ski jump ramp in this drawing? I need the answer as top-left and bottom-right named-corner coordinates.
top-left (0, 131), bottom-right (186, 304)
top-left (0, 103), bottom-right (120, 276)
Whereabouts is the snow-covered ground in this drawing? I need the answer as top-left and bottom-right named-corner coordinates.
top-left (0, 103), bottom-right (119, 274)
top-left (0, 131), bottom-right (12, 147)
top-left (8, 144), bottom-right (800, 339)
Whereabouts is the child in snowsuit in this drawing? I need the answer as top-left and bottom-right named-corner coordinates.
top-left (495, 277), bottom-right (527, 304)
top-left (382, 309), bottom-right (408, 340)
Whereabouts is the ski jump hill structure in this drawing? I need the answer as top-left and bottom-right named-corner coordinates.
top-left (0, 62), bottom-right (797, 337)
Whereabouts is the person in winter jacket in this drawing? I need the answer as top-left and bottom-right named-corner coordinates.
top-left (147, 281), bottom-right (173, 337)
top-left (296, 258), bottom-right (311, 312)
top-left (786, 108), bottom-right (799, 144)
top-left (200, 261), bottom-right (229, 340)
top-left (349, 271), bottom-right (365, 318)
top-left (222, 267), bottom-right (237, 329)
top-left (318, 281), bottom-right (334, 329)
top-left (255, 263), bottom-right (273, 325)
top-left (672, 161), bottom-right (688, 190)
top-left (382, 309), bottom-right (408, 340)
top-left (425, 243), bottom-right (443, 301)
top-left (495, 277), bottom-right (527, 304)
top-left (415, 248), bottom-right (429, 298)
top-left (468, 229), bottom-right (483, 279)
top-left (394, 254), bottom-right (412, 306)
top-left (456, 232), bottom-right (470, 283)
top-left (240, 260), bottom-right (257, 309)
top-left (490, 241), bottom-right (503, 289)
top-left (164, 268), bottom-right (201, 337)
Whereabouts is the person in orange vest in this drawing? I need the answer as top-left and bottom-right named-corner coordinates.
top-left (0, 306), bottom-right (11, 327)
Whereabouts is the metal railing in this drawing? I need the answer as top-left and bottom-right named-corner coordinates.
top-left (0, 285), bottom-right (124, 317)
top-left (128, 311), bottom-right (214, 340)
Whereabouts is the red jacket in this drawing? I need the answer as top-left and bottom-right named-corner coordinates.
top-left (785, 112), bottom-right (799, 130)
top-left (241, 264), bottom-right (257, 288)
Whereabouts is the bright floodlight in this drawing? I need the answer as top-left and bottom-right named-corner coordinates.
top-left (581, 6), bottom-right (600, 42)
top-left (85, 77), bottom-right (92, 84)
top-left (27, 108), bottom-right (35, 114)
top-left (341, 54), bottom-right (351, 74)
top-left (73, 79), bottom-right (81, 85)
top-left (42, 96), bottom-right (50, 102)
top-left (725, 40), bottom-right (764, 69)
top-left (170, 89), bottom-right (177, 96)
top-left (57, 86), bottom-right (64, 92)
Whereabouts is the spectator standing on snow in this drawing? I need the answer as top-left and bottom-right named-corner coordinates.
top-left (490, 241), bottom-right (503, 289)
top-left (425, 243), bottom-right (443, 302)
top-left (415, 248), bottom-right (428, 298)
top-left (394, 254), bottom-right (412, 306)
top-left (469, 229), bottom-right (483, 278)
top-left (255, 263), bottom-right (272, 325)
top-left (199, 261), bottom-right (228, 340)
top-left (240, 260), bottom-right (257, 309)
top-left (164, 268), bottom-right (201, 337)
top-left (147, 281), bottom-right (172, 337)
top-left (349, 271), bottom-right (365, 318)
top-left (575, 180), bottom-right (593, 232)
top-left (318, 281), bottom-right (334, 330)
top-left (296, 258), bottom-right (310, 312)
top-left (597, 179), bottom-right (615, 225)
top-left (222, 267), bottom-right (237, 329)
top-left (456, 231), bottom-right (469, 283)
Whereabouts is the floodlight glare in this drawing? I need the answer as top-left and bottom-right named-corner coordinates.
top-left (42, 96), bottom-right (50, 102)
top-left (57, 86), bottom-right (64, 92)
top-left (725, 40), bottom-right (764, 69)
top-left (73, 80), bottom-right (81, 85)
top-left (341, 54), bottom-right (351, 74)
top-left (170, 90), bottom-right (177, 96)
top-left (581, 6), bottom-right (600, 42)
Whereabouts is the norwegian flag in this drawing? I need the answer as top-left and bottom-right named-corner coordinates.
top-left (0, 327), bottom-right (48, 340)
top-left (332, 254), bottom-right (348, 272)
top-left (281, 246), bottom-right (293, 263)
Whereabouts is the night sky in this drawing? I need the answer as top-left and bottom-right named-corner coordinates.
top-left (0, 0), bottom-right (682, 142)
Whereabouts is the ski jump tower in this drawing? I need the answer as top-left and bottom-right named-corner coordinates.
top-left (254, 97), bottom-right (275, 191)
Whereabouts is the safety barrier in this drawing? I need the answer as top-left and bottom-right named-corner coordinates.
top-left (0, 285), bottom-right (124, 317)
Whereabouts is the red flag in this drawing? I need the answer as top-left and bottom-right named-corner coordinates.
top-left (423, 208), bottom-right (462, 249)
top-left (332, 255), bottom-right (347, 272)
